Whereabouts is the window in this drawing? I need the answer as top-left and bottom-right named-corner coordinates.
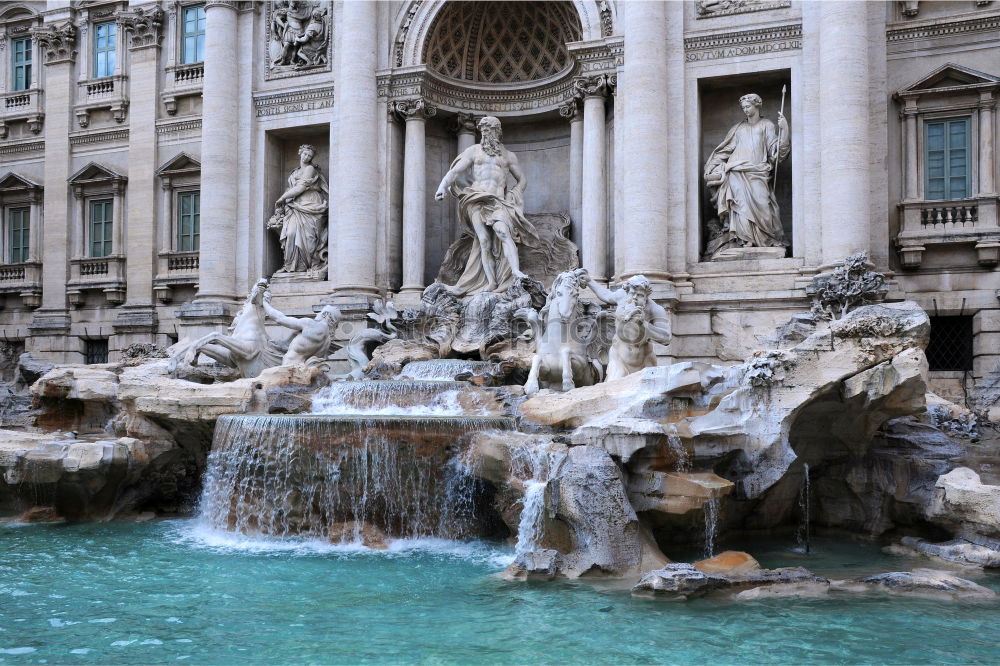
top-left (7, 207), bottom-right (29, 264)
top-left (11, 37), bottom-right (31, 91)
top-left (926, 316), bottom-right (973, 372)
top-left (89, 199), bottom-right (113, 258)
top-left (177, 191), bottom-right (200, 252)
top-left (84, 338), bottom-right (109, 365)
top-left (925, 118), bottom-right (970, 201)
top-left (181, 5), bottom-right (206, 64)
top-left (93, 21), bottom-right (116, 78)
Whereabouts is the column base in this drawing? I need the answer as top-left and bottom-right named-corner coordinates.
top-left (394, 286), bottom-right (425, 307)
top-left (27, 308), bottom-right (81, 364)
top-left (112, 306), bottom-right (159, 357)
top-left (175, 300), bottom-right (238, 342)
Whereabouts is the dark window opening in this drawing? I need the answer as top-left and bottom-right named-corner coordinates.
top-left (84, 338), bottom-right (109, 365)
top-left (926, 316), bottom-right (973, 371)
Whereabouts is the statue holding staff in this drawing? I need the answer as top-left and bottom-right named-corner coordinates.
top-left (704, 92), bottom-right (790, 252)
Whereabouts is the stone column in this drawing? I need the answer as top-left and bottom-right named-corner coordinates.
top-left (330, 0), bottom-right (379, 297)
top-left (559, 100), bottom-right (584, 250)
top-left (903, 103), bottom-right (919, 200)
top-left (576, 75), bottom-right (611, 284)
top-left (454, 112), bottom-right (477, 155)
top-left (820, 1), bottom-right (871, 266)
top-left (619, 1), bottom-right (670, 281)
top-left (28, 21), bottom-right (77, 360)
top-left (114, 7), bottom-right (164, 345)
top-left (978, 93), bottom-right (996, 196)
top-left (395, 99), bottom-right (436, 302)
top-left (187, 1), bottom-right (239, 313)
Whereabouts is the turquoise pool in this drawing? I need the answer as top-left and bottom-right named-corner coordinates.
top-left (2, 521), bottom-right (998, 664)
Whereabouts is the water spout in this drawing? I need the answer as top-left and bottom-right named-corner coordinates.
top-left (796, 462), bottom-right (811, 554)
top-left (703, 497), bottom-right (719, 559)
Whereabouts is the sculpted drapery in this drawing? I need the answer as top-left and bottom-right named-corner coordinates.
top-left (268, 144), bottom-right (328, 275)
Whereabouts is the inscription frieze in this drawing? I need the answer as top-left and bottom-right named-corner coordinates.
top-left (685, 24), bottom-right (801, 62)
top-left (253, 86), bottom-right (334, 117)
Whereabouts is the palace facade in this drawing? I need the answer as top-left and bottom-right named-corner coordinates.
top-left (0, 0), bottom-right (997, 401)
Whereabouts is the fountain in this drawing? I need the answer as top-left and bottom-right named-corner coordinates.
top-left (796, 462), bottom-right (811, 554)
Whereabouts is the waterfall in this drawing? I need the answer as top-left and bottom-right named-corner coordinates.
top-left (397, 359), bottom-right (494, 381)
top-left (199, 414), bottom-right (512, 541)
top-left (311, 380), bottom-right (497, 416)
top-left (703, 497), bottom-right (719, 559)
top-left (796, 462), bottom-right (811, 554)
top-left (509, 439), bottom-right (567, 556)
top-left (667, 433), bottom-right (690, 472)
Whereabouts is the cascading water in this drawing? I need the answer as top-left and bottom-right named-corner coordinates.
top-left (703, 497), bottom-right (719, 558)
top-left (667, 433), bottom-right (690, 472)
top-left (200, 373), bottom-right (513, 544)
top-left (796, 462), bottom-right (811, 554)
top-left (509, 440), bottom-right (568, 556)
top-left (397, 359), bottom-right (494, 381)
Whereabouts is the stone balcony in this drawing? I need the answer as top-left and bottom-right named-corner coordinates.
top-left (67, 256), bottom-right (126, 306)
top-left (75, 74), bottom-right (129, 127)
top-left (162, 63), bottom-right (204, 116)
top-left (896, 196), bottom-right (1000, 268)
top-left (0, 261), bottom-right (41, 308)
top-left (153, 250), bottom-right (199, 302)
top-left (0, 88), bottom-right (43, 138)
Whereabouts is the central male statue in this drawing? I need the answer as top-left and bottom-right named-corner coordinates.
top-left (434, 116), bottom-right (539, 295)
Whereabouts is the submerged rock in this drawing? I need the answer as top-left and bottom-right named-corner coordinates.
top-left (884, 536), bottom-right (1000, 569)
top-left (328, 521), bottom-right (389, 550)
top-left (632, 563), bottom-right (827, 601)
top-left (833, 568), bottom-right (997, 601)
top-left (693, 550), bottom-right (760, 575)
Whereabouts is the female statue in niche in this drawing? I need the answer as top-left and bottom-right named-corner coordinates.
top-left (268, 144), bottom-right (329, 275)
top-left (704, 93), bottom-right (790, 255)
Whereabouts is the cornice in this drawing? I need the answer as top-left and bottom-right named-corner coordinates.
top-left (69, 128), bottom-right (129, 146)
top-left (886, 13), bottom-right (1000, 42)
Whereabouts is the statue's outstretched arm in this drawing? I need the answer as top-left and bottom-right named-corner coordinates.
top-left (587, 280), bottom-right (621, 305)
top-left (263, 300), bottom-right (305, 332)
top-left (435, 148), bottom-right (474, 199)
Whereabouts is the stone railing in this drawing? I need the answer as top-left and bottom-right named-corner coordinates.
top-left (174, 63), bottom-right (204, 85)
top-left (75, 75), bottom-right (129, 127)
top-left (154, 251), bottom-right (199, 302)
top-left (920, 202), bottom-right (979, 227)
top-left (68, 256), bottom-right (126, 305)
top-left (897, 197), bottom-right (1000, 268)
top-left (0, 88), bottom-right (43, 137)
top-left (0, 261), bottom-right (42, 307)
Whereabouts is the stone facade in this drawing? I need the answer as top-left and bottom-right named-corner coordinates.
top-left (0, 0), bottom-right (997, 396)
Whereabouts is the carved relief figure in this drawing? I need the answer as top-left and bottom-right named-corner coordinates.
top-left (704, 93), bottom-right (790, 254)
top-left (434, 116), bottom-right (540, 296)
top-left (583, 273), bottom-right (672, 381)
top-left (267, 144), bottom-right (328, 275)
top-left (269, 1), bottom-right (329, 72)
top-left (263, 293), bottom-right (341, 366)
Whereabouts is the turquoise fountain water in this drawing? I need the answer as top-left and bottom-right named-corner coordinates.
top-left (3, 522), bottom-right (1000, 664)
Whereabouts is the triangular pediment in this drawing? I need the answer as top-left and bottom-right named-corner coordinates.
top-left (68, 162), bottom-right (127, 185)
top-left (0, 172), bottom-right (41, 192)
top-left (156, 152), bottom-right (201, 176)
top-left (898, 63), bottom-right (999, 95)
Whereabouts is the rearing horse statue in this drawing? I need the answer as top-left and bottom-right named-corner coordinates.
top-left (522, 269), bottom-right (602, 394)
top-left (172, 278), bottom-right (282, 379)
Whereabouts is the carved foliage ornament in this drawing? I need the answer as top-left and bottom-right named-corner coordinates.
top-left (392, 98), bottom-right (437, 121)
top-left (115, 7), bottom-right (165, 50)
top-left (573, 73), bottom-right (613, 99)
top-left (30, 22), bottom-right (77, 63)
top-left (266, 0), bottom-right (331, 79)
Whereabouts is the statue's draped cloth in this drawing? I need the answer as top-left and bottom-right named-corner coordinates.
top-left (280, 167), bottom-right (328, 272)
top-left (705, 119), bottom-right (788, 248)
top-left (440, 162), bottom-right (540, 295)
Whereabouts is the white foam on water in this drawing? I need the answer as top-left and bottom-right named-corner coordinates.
top-left (88, 618), bottom-right (117, 624)
top-left (169, 521), bottom-right (512, 568)
top-left (111, 640), bottom-right (137, 647)
top-left (69, 649), bottom-right (92, 655)
top-left (0, 648), bottom-right (36, 655)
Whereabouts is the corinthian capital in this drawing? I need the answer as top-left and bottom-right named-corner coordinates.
top-left (450, 112), bottom-right (479, 134)
top-left (391, 99), bottom-right (437, 122)
top-left (30, 22), bottom-right (77, 64)
top-left (116, 7), bottom-right (165, 50)
top-left (573, 74), bottom-right (612, 100)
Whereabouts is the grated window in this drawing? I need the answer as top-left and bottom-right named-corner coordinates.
top-left (85, 338), bottom-right (109, 365)
top-left (926, 316), bottom-right (973, 372)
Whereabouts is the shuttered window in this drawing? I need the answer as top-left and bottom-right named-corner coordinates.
top-left (925, 118), bottom-right (970, 201)
top-left (177, 191), bottom-right (200, 252)
top-left (11, 37), bottom-right (31, 91)
top-left (89, 199), bottom-right (113, 258)
top-left (8, 207), bottom-right (29, 264)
